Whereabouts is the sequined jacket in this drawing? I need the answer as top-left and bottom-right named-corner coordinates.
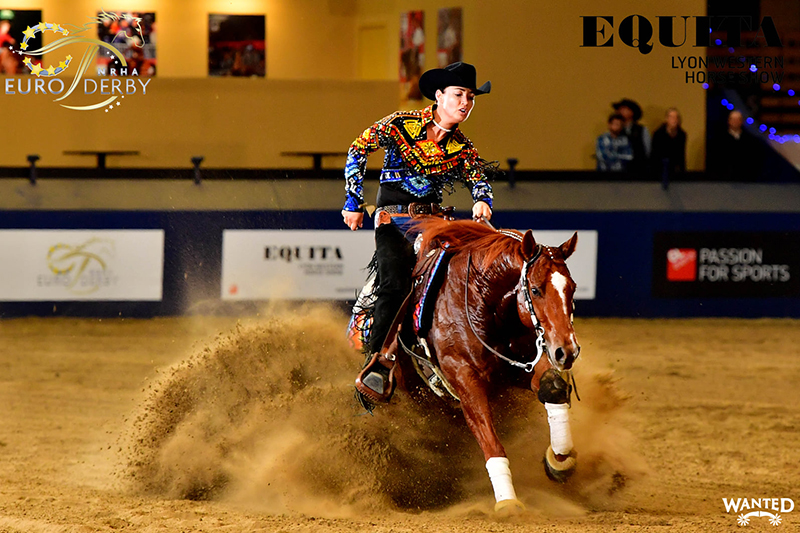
top-left (342, 105), bottom-right (494, 212)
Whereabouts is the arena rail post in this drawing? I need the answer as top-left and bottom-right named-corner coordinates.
top-left (191, 156), bottom-right (204, 185)
top-left (507, 158), bottom-right (518, 189)
top-left (26, 154), bottom-right (40, 185)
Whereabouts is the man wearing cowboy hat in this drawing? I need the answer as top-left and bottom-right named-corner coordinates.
top-left (342, 62), bottom-right (496, 404)
top-left (612, 98), bottom-right (651, 176)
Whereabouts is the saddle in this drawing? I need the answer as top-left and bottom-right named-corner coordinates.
top-left (403, 240), bottom-right (461, 402)
top-left (411, 241), bottom-right (451, 336)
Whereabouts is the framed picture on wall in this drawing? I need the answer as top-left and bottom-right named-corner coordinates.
top-left (96, 11), bottom-right (156, 76)
top-left (0, 9), bottom-right (42, 75)
top-left (208, 14), bottom-right (266, 77)
top-left (399, 10), bottom-right (424, 101)
top-left (437, 7), bottom-right (462, 67)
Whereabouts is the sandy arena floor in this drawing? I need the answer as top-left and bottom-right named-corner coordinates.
top-left (1, 307), bottom-right (799, 532)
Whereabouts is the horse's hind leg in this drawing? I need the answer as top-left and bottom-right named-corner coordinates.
top-left (452, 367), bottom-right (525, 513)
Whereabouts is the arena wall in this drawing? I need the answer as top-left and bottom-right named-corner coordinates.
top-left (1, 179), bottom-right (798, 319)
top-left (0, 0), bottom-right (706, 170)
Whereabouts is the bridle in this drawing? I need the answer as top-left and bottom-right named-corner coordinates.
top-left (464, 237), bottom-right (550, 373)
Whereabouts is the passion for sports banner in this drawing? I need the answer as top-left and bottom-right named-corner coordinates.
top-left (653, 231), bottom-right (800, 298)
top-left (220, 229), bottom-right (598, 301)
top-left (0, 230), bottom-right (164, 301)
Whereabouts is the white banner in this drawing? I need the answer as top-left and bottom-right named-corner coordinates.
top-left (528, 230), bottom-right (598, 300)
top-left (221, 229), bottom-right (597, 301)
top-left (221, 230), bottom-right (376, 300)
top-left (0, 230), bottom-right (164, 301)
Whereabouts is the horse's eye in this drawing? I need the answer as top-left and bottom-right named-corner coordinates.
top-left (530, 287), bottom-right (540, 297)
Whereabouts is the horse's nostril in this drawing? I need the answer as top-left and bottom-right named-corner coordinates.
top-left (555, 347), bottom-right (565, 362)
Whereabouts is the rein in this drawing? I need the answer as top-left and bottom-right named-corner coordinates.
top-left (464, 247), bottom-right (547, 373)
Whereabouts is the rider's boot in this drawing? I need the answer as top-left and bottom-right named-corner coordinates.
top-left (355, 218), bottom-right (415, 403)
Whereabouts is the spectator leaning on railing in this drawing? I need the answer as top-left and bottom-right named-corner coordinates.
top-left (651, 107), bottom-right (687, 179)
top-left (612, 98), bottom-right (651, 175)
top-left (596, 113), bottom-right (633, 172)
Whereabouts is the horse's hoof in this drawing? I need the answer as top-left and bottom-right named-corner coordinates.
top-left (543, 445), bottom-right (577, 483)
top-left (494, 498), bottom-right (526, 515)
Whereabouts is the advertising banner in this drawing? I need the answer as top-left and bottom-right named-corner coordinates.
top-left (528, 230), bottom-right (598, 300)
top-left (653, 232), bottom-right (800, 297)
top-left (221, 230), bottom-right (376, 300)
top-left (0, 230), bottom-right (164, 301)
top-left (221, 229), bottom-right (598, 301)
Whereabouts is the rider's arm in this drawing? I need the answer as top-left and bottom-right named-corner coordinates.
top-left (461, 141), bottom-right (494, 211)
top-left (343, 119), bottom-right (392, 212)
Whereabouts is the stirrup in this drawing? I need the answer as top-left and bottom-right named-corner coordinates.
top-left (355, 352), bottom-right (397, 403)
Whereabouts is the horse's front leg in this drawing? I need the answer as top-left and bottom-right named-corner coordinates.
top-left (536, 368), bottom-right (577, 482)
top-left (450, 365), bottom-right (525, 513)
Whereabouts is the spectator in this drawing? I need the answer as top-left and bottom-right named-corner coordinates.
top-left (613, 98), bottom-right (651, 176)
top-left (596, 113), bottom-right (633, 172)
top-left (651, 107), bottom-right (687, 179)
top-left (710, 110), bottom-right (763, 180)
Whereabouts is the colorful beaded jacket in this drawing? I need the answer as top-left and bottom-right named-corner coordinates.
top-left (342, 104), bottom-right (494, 212)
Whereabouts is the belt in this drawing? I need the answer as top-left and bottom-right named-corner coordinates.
top-left (377, 203), bottom-right (449, 217)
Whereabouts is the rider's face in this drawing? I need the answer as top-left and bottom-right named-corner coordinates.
top-left (435, 86), bottom-right (475, 125)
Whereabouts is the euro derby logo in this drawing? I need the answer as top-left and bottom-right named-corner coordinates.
top-left (42, 238), bottom-right (118, 295)
top-left (581, 15), bottom-right (784, 86)
top-left (4, 10), bottom-right (151, 111)
top-left (723, 497), bottom-right (795, 527)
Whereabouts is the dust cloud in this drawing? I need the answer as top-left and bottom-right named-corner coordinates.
top-left (123, 304), bottom-right (645, 517)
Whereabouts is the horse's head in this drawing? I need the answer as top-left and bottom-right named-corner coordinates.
top-left (516, 231), bottom-right (580, 370)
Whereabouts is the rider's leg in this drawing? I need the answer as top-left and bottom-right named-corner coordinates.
top-left (368, 220), bottom-right (415, 352)
top-left (355, 213), bottom-right (415, 403)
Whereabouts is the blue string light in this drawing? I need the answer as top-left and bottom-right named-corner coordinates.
top-left (710, 49), bottom-right (799, 144)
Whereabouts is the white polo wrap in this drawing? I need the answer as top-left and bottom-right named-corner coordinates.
top-left (545, 402), bottom-right (573, 455)
top-left (485, 456), bottom-right (517, 503)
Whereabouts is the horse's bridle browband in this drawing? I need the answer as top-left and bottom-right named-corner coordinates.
top-left (464, 242), bottom-right (548, 373)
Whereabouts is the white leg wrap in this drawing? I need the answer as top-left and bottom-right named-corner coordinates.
top-left (485, 456), bottom-right (517, 503)
top-left (545, 402), bottom-right (573, 455)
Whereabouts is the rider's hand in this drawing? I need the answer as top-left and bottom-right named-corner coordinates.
top-left (472, 201), bottom-right (492, 221)
top-left (342, 210), bottom-right (364, 230)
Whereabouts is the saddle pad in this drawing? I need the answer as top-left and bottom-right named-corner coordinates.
top-left (412, 243), bottom-right (451, 336)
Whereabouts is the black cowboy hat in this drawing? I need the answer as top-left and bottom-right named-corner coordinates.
top-left (612, 98), bottom-right (643, 121)
top-left (418, 62), bottom-right (491, 100)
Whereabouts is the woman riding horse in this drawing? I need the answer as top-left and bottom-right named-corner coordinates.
top-left (341, 62), bottom-right (497, 401)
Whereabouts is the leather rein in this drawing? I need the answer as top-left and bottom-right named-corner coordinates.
top-left (464, 238), bottom-right (549, 373)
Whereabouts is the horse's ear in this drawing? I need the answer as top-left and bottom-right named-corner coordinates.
top-left (521, 230), bottom-right (537, 259)
top-left (560, 232), bottom-right (578, 259)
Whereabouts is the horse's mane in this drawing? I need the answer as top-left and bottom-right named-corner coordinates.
top-left (412, 218), bottom-right (524, 269)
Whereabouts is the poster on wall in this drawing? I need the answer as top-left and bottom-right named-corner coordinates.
top-left (399, 10), bottom-right (424, 101)
top-left (0, 9), bottom-right (42, 75)
top-left (437, 7), bottom-right (462, 67)
top-left (96, 11), bottom-right (156, 76)
top-left (208, 14), bottom-right (266, 77)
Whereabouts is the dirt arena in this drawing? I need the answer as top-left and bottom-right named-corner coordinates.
top-left (1, 306), bottom-right (798, 532)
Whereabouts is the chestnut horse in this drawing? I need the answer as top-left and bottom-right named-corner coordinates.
top-left (371, 217), bottom-right (581, 512)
